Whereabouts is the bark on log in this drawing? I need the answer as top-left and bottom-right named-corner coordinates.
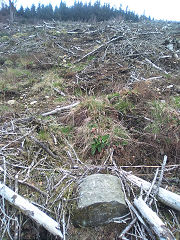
top-left (0, 182), bottom-right (63, 238)
top-left (134, 197), bottom-right (175, 240)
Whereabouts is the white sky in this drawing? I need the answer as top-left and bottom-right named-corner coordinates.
top-left (3, 0), bottom-right (180, 21)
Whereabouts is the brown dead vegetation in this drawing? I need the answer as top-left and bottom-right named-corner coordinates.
top-left (0, 18), bottom-right (180, 239)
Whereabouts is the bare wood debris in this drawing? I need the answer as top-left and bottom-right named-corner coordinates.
top-left (0, 182), bottom-right (63, 238)
top-left (134, 197), bottom-right (175, 240)
top-left (121, 168), bottom-right (180, 212)
top-left (0, 114), bottom-right (179, 239)
top-left (41, 101), bottom-right (80, 117)
top-left (0, 18), bottom-right (180, 239)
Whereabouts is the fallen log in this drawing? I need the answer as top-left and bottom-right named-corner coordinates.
top-left (121, 170), bottom-right (180, 211)
top-left (0, 182), bottom-right (63, 238)
top-left (134, 197), bottom-right (175, 240)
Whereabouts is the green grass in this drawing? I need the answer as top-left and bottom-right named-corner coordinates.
top-left (0, 36), bottom-right (10, 42)
top-left (107, 92), bottom-right (120, 101)
top-left (53, 81), bottom-right (64, 88)
top-left (37, 130), bottom-right (50, 141)
top-left (145, 101), bottom-right (168, 134)
top-left (115, 99), bottom-right (134, 113)
top-left (18, 56), bottom-right (35, 68)
top-left (0, 105), bottom-right (12, 114)
top-left (172, 96), bottom-right (180, 109)
top-left (12, 32), bottom-right (28, 38)
top-left (108, 92), bottom-right (134, 113)
top-left (4, 67), bottom-right (31, 79)
top-left (80, 97), bottom-right (108, 121)
top-left (54, 96), bottom-right (66, 102)
top-left (32, 70), bottom-right (64, 94)
top-left (113, 127), bottom-right (130, 146)
top-left (145, 100), bottom-right (179, 134)
top-left (88, 122), bottom-right (98, 130)
top-left (0, 67), bottom-right (33, 93)
top-left (60, 126), bottom-right (74, 137)
top-left (4, 60), bottom-right (14, 67)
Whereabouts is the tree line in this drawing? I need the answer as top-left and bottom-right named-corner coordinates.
top-left (0, 1), bottom-right (150, 23)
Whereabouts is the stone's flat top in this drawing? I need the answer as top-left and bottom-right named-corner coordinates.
top-left (78, 174), bottom-right (126, 208)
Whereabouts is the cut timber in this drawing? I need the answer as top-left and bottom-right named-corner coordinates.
top-left (0, 182), bottom-right (63, 238)
top-left (122, 170), bottom-right (180, 211)
top-left (134, 197), bottom-right (175, 240)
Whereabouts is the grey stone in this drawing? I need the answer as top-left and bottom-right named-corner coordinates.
top-left (72, 174), bottom-right (128, 227)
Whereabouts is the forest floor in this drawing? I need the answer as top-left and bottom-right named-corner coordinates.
top-left (0, 18), bottom-right (180, 239)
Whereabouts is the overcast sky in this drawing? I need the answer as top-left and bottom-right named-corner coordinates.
top-left (3, 0), bottom-right (180, 21)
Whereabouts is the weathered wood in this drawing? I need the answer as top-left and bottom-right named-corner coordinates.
top-left (134, 197), bottom-right (175, 240)
top-left (41, 101), bottom-right (80, 116)
top-left (122, 170), bottom-right (180, 211)
top-left (74, 35), bottom-right (124, 63)
top-left (0, 182), bottom-right (63, 238)
top-left (145, 58), bottom-right (168, 74)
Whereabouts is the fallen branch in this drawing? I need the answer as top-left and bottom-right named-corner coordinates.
top-left (30, 136), bottom-right (60, 160)
top-left (56, 43), bottom-right (75, 55)
top-left (119, 218), bottom-right (136, 239)
top-left (145, 58), bottom-right (168, 74)
top-left (125, 198), bottom-right (154, 238)
top-left (153, 156), bottom-right (167, 197)
top-left (41, 101), bottom-right (80, 117)
top-left (54, 88), bottom-right (66, 96)
top-left (0, 166), bottom-right (48, 196)
top-left (134, 197), bottom-right (175, 240)
top-left (74, 35), bottom-right (124, 63)
top-left (121, 170), bottom-right (180, 211)
top-left (0, 182), bottom-right (63, 238)
top-left (142, 76), bottom-right (163, 81)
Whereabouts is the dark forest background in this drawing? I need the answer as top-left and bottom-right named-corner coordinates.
top-left (0, 0), bottom-right (152, 23)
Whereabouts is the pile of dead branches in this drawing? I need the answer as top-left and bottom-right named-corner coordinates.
top-left (0, 18), bottom-right (180, 240)
top-left (0, 110), bottom-right (180, 239)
